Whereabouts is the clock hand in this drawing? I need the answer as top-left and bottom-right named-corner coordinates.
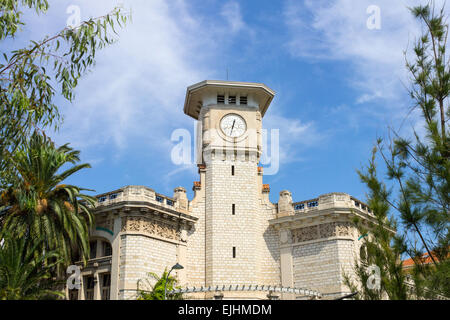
top-left (230, 120), bottom-right (235, 135)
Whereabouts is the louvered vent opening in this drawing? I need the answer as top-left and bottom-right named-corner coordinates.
top-left (228, 96), bottom-right (236, 104)
top-left (240, 96), bottom-right (247, 105)
top-left (217, 95), bottom-right (225, 104)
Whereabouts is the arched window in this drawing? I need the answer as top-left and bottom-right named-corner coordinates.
top-left (87, 239), bottom-right (112, 259)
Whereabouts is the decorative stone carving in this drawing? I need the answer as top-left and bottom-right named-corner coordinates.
top-left (319, 222), bottom-right (336, 238)
top-left (291, 222), bottom-right (354, 243)
top-left (292, 225), bottom-right (318, 242)
top-left (336, 222), bottom-right (352, 237)
top-left (128, 217), bottom-right (141, 232)
top-left (121, 215), bottom-right (182, 241)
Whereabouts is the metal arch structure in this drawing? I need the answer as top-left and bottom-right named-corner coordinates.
top-left (168, 284), bottom-right (322, 299)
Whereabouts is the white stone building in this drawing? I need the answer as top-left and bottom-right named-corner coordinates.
top-left (67, 80), bottom-right (380, 300)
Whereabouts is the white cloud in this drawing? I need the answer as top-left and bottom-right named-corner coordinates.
top-left (283, 0), bottom-right (450, 139)
top-left (41, 0), bottom-right (227, 158)
top-left (14, 1), bottom-right (331, 179)
top-left (283, 0), bottom-right (426, 105)
top-left (263, 109), bottom-right (325, 165)
top-left (221, 1), bottom-right (245, 33)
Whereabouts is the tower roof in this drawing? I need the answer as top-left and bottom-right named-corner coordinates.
top-left (183, 80), bottom-right (275, 120)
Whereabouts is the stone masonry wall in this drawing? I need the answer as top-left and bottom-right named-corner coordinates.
top-left (205, 158), bottom-right (259, 288)
top-left (292, 238), bottom-right (356, 298)
top-left (118, 234), bottom-right (178, 299)
top-left (258, 202), bottom-right (280, 286)
top-left (186, 191), bottom-right (206, 288)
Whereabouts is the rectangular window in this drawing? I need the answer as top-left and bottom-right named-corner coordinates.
top-left (307, 201), bottom-right (318, 208)
top-left (101, 273), bottom-right (111, 300)
top-left (240, 96), bottom-right (247, 105)
top-left (103, 241), bottom-right (112, 256)
top-left (228, 96), bottom-right (236, 104)
top-left (231, 165), bottom-right (234, 176)
top-left (232, 204), bottom-right (235, 215)
top-left (85, 276), bottom-right (95, 300)
top-left (89, 241), bottom-right (97, 259)
top-left (232, 247), bottom-right (236, 258)
top-left (68, 289), bottom-right (79, 300)
top-left (217, 95), bottom-right (225, 104)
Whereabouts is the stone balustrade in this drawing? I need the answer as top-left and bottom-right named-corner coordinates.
top-left (94, 185), bottom-right (177, 210)
top-left (290, 193), bottom-right (374, 217)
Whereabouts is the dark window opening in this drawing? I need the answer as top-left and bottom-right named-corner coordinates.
top-left (85, 276), bottom-right (95, 300)
top-left (240, 96), bottom-right (247, 105)
top-left (101, 273), bottom-right (111, 300)
top-left (69, 289), bottom-right (79, 300)
top-left (232, 247), bottom-right (236, 258)
top-left (307, 201), bottom-right (318, 208)
top-left (231, 165), bottom-right (234, 176)
top-left (232, 204), bottom-right (235, 215)
top-left (103, 241), bottom-right (112, 256)
top-left (89, 241), bottom-right (97, 259)
top-left (228, 96), bottom-right (236, 104)
top-left (217, 95), bottom-right (225, 104)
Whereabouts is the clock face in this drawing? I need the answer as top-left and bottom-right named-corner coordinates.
top-left (220, 114), bottom-right (247, 138)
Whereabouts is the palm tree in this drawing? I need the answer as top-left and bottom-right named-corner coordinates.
top-left (0, 131), bottom-right (96, 268)
top-left (137, 269), bottom-right (183, 300)
top-left (0, 232), bottom-right (64, 300)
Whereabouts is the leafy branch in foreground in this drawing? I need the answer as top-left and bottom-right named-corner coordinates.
top-left (0, 0), bottom-right (50, 41)
top-left (0, 3), bottom-right (130, 185)
top-left (343, 147), bottom-right (410, 300)
top-left (348, 2), bottom-right (449, 300)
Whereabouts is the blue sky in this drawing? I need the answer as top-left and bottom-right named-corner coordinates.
top-left (4, 0), bottom-right (437, 207)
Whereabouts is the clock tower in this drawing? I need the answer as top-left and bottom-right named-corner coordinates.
top-left (184, 80), bottom-right (277, 299)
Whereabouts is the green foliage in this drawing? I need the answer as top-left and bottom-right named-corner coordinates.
top-left (137, 269), bottom-right (183, 300)
top-left (0, 1), bottom-right (130, 186)
top-left (348, 1), bottom-right (449, 300)
top-left (0, 231), bottom-right (64, 300)
top-left (0, 132), bottom-right (96, 269)
top-left (0, 1), bottom-right (49, 40)
top-left (0, 1), bottom-right (130, 298)
top-left (343, 147), bottom-right (410, 300)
